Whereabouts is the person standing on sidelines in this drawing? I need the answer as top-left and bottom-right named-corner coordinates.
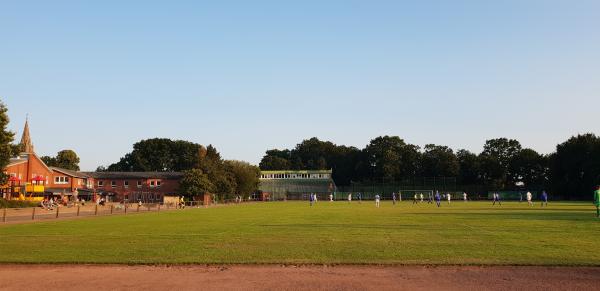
top-left (347, 193), bottom-right (352, 204)
top-left (527, 191), bottom-right (533, 206)
top-left (435, 191), bottom-right (441, 207)
top-left (420, 193), bottom-right (424, 203)
top-left (329, 193), bottom-right (333, 202)
top-left (358, 192), bottom-right (362, 204)
top-left (463, 192), bottom-right (468, 202)
top-left (375, 194), bottom-right (381, 208)
top-left (446, 193), bottom-right (451, 204)
top-left (492, 193), bottom-right (502, 206)
top-left (392, 192), bottom-right (397, 205)
top-left (594, 186), bottom-right (600, 218)
top-left (541, 191), bottom-right (548, 207)
top-left (413, 193), bottom-right (418, 205)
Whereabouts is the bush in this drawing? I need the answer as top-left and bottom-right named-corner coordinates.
top-left (0, 199), bottom-right (38, 208)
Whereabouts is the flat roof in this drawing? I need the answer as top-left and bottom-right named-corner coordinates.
top-left (260, 170), bottom-right (332, 174)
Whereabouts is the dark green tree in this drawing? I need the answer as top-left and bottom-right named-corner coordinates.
top-left (179, 169), bottom-right (215, 198)
top-left (363, 136), bottom-right (420, 180)
top-left (0, 101), bottom-right (15, 185)
top-left (479, 138), bottom-right (522, 188)
top-left (106, 138), bottom-right (200, 172)
top-left (420, 144), bottom-right (459, 177)
top-left (259, 155), bottom-right (291, 170)
top-left (55, 150), bottom-right (80, 171)
top-left (225, 160), bottom-right (260, 196)
top-left (41, 150), bottom-right (81, 171)
top-left (550, 134), bottom-right (600, 200)
top-left (509, 148), bottom-right (548, 188)
top-left (40, 155), bottom-right (57, 166)
top-left (456, 149), bottom-right (481, 184)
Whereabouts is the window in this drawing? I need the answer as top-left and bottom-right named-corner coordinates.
top-left (54, 176), bottom-right (69, 184)
top-left (111, 181), bottom-right (116, 188)
top-left (156, 181), bottom-right (161, 188)
top-left (124, 181), bottom-right (129, 188)
top-left (150, 181), bottom-right (156, 188)
top-left (98, 181), bottom-right (104, 187)
top-left (137, 180), bottom-right (142, 188)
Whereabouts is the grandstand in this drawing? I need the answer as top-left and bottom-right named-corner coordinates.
top-left (259, 170), bottom-right (336, 200)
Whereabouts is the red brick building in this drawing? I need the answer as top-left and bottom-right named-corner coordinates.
top-left (2, 119), bottom-right (183, 202)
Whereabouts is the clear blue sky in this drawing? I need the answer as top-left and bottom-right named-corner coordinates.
top-left (1, 1), bottom-right (599, 170)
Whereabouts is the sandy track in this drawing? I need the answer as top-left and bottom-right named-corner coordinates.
top-left (0, 265), bottom-right (598, 291)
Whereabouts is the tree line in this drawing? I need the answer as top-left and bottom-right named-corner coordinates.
top-left (259, 135), bottom-right (600, 200)
top-left (98, 138), bottom-right (260, 201)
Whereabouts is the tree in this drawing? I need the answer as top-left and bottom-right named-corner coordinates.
top-left (550, 134), bottom-right (600, 200)
top-left (479, 138), bottom-right (522, 188)
top-left (363, 136), bottom-right (420, 180)
top-left (259, 155), bottom-right (290, 170)
top-left (105, 138), bottom-right (201, 172)
top-left (55, 150), bottom-right (80, 170)
top-left (456, 149), bottom-right (481, 184)
top-left (40, 150), bottom-right (80, 171)
top-left (225, 160), bottom-right (260, 196)
top-left (0, 101), bottom-right (15, 185)
top-left (40, 156), bottom-right (56, 166)
top-left (179, 169), bottom-right (215, 198)
top-left (420, 144), bottom-right (459, 177)
top-left (509, 148), bottom-right (548, 188)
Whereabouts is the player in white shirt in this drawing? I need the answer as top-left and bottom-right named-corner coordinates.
top-left (347, 193), bottom-right (352, 203)
top-left (526, 191), bottom-right (533, 206)
top-left (447, 193), bottom-right (451, 204)
top-left (463, 192), bottom-right (467, 202)
top-left (375, 194), bottom-right (380, 208)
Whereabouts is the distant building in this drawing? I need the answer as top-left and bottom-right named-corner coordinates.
top-left (2, 118), bottom-right (182, 202)
top-left (259, 170), bottom-right (336, 200)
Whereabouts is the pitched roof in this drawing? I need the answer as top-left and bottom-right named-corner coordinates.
top-left (7, 157), bottom-right (28, 167)
top-left (6, 153), bottom-right (54, 173)
top-left (50, 167), bottom-right (90, 178)
top-left (83, 172), bottom-right (184, 180)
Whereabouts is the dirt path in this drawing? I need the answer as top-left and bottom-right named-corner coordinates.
top-left (0, 265), bottom-right (598, 291)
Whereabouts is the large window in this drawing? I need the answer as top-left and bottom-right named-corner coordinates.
top-left (124, 181), bottom-right (129, 188)
top-left (54, 176), bottom-right (69, 184)
top-left (97, 181), bottom-right (104, 187)
top-left (137, 180), bottom-right (142, 188)
top-left (156, 181), bottom-right (161, 188)
top-left (111, 181), bottom-right (116, 188)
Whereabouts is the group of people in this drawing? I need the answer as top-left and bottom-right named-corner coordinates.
top-left (310, 190), bottom-right (562, 208)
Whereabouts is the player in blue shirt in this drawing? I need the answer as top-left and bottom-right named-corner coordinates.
top-left (435, 191), bottom-right (441, 207)
top-left (392, 192), bottom-right (397, 205)
top-left (541, 191), bottom-right (548, 207)
top-left (309, 193), bottom-right (314, 206)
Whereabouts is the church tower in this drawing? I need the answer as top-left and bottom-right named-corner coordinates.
top-left (19, 117), bottom-right (34, 153)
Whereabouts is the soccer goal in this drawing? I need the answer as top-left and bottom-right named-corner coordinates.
top-left (399, 190), bottom-right (434, 201)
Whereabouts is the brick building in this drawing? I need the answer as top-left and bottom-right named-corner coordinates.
top-left (2, 118), bottom-right (183, 202)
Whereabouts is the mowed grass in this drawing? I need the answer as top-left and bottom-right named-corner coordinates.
top-left (0, 201), bottom-right (599, 265)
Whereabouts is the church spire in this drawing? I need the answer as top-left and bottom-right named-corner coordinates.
top-left (19, 115), bottom-right (34, 153)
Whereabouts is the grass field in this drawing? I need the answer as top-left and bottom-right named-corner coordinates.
top-left (0, 201), bottom-right (598, 265)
